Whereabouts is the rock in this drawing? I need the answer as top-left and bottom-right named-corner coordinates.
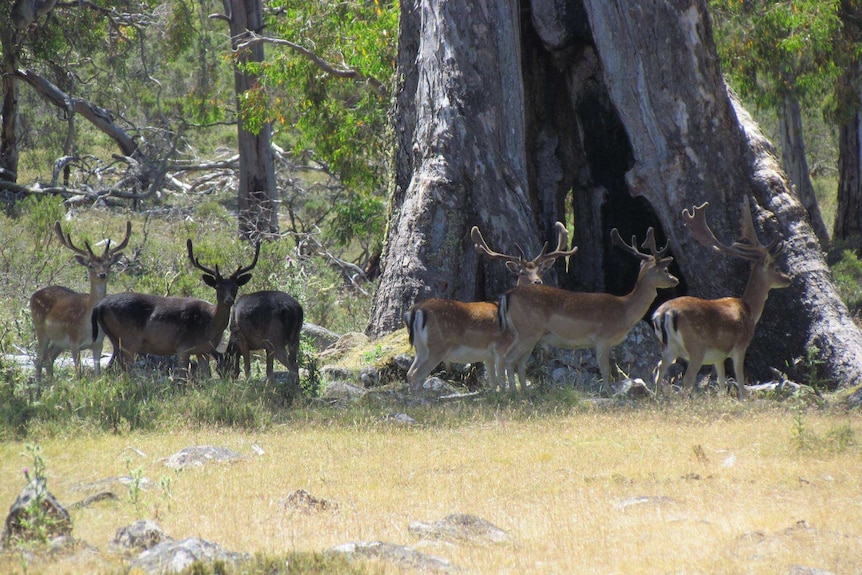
top-left (319, 332), bottom-right (369, 360)
top-left (162, 446), bottom-right (245, 469)
top-left (359, 365), bottom-right (379, 387)
top-left (1, 478), bottom-right (72, 546)
top-left (110, 520), bottom-right (172, 553)
top-left (328, 541), bottom-right (454, 572)
top-left (408, 513), bottom-right (510, 544)
top-left (393, 353), bottom-right (414, 372)
top-left (130, 537), bottom-right (249, 575)
top-left (279, 489), bottom-right (338, 514)
top-left (71, 491), bottom-right (118, 509)
top-left (321, 381), bottom-right (367, 404)
top-left (302, 322), bottom-right (341, 352)
top-left (609, 378), bottom-right (654, 399)
top-left (614, 495), bottom-right (678, 510)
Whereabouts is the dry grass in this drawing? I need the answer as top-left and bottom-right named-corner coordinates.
top-left (1, 399), bottom-right (860, 574)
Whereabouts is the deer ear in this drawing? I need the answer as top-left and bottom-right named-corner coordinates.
top-left (236, 273), bottom-right (252, 287)
top-left (202, 274), bottom-right (218, 288)
top-left (74, 254), bottom-right (89, 266)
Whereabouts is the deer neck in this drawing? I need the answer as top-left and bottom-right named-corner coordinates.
top-left (741, 264), bottom-right (772, 326)
top-left (622, 272), bottom-right (661, 323)
top-left (208, 300), bottom-right (233, 339)
top-left (88, 277), bottom-right (109, 306)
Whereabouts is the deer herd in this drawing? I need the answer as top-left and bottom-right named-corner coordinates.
top-left (405, 196), bottom-right (791, 399)
top-left (29, 196), bottom-right (790, 400)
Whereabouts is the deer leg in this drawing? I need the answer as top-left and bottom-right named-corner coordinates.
top-left (680, 352), bottom-right (704, 398)
top-left (44, 344), bottom-right (62, 381)
top-left (654, 348), bottom-right (677, 397)
top-left (714, 360), bottom-right (727, 396)
top-left (730, 351), bottom-right (747, 400)
top-left (91, 334), bottom-right (104, 377)
top-left (34, 337), bottom-right (50, 383)
top-left (595, 343), bottom-right (612, 395)
top-left (71, 345), bottom-right (82, 379)
top-left (266, 351), bottom-right (276, 381)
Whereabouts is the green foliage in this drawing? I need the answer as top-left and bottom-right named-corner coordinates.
top-left (711, 0), bottom-right (842, 107)
top-left (830, 248), bottom-right (862, 316)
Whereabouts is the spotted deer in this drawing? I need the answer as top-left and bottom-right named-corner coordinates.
top-left (652, 198), bottom-right (791, 399)
top-left (30, 220), bottom-right (131, 384)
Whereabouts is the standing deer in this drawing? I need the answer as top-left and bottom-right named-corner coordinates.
top-left (92, 239), bottom-right (259, 379)
top-left (651, 198), bottom-right (791, 399)
top-left (217, 290), bottom-right (304, 384)
top-left (498, 228), bottom-right (679, 394)
top-left (405, 222), bottom-right (577, 393)
top-left (30, 220), bottom-right (131, 384)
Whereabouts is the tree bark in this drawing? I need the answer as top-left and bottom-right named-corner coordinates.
top-left (777, 93), bottom-right (831, 245)
top-left (367, 0), bottom-right (540, 335)
top-left (834, 61), bottom-right (862, 242)
top-left (0, 7), bottom-right (21, 182)
top-left (224, 0), bottom-right (278, 239)
top-left (370, 0), bottom-right (862, 388)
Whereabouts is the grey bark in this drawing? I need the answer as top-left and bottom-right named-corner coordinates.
top-left (223, 0), bottom-right (278, 238)
top-left (368, 0), bottom-right (540, 335)
top-left (834, 61), bottom-right (862, 242)
top-left (370, 0), bottom-right (862, 388)
top-left (777, 94), bottom-right (830, 245)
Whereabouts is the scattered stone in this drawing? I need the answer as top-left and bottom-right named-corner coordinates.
top-left (130, 537), bottom-right (249, 575)
top-left (381, 413), bottom-right (417, 425)
top-left (409, 513), bottom-right (510, 544)
top-left (162, 446), bottom-right (245, 469)
top-left (320, 332), bottom-right (369, 360)
top-left (789, 567), bottom-right (836, 575)
top-left (2, 478), bottom-right (72, 546)
top-left (359, 365), bottom-right (380, 387)
top-left (321, 381), bottom-right (368, 404)
top-left (110, 520), bottom-right (171, 553)
top-left (418, 377), bottom-right (461, 396)
top-left (71, 491), bottom-right (118, 509)
top-left (614, 496), bottom-right (677, 510)
top-left (328, 541), bottom-right (454, 572)
top-left (393, 353), bottom-right (414, 372)
top-left (279, 489), bottom-right (339, 514)
top-left (71, 475), bottom-right (153, 493)
top-left (302, 322), bottom-right (341, 352)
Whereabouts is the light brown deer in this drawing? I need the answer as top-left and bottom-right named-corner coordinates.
top-left (498, 228), bottom-right (679, 394)
top-left (92, 239), bottom-right (259, 379)
top-left (651, 198), bottom-right (791, 399)
top-left (404, 222), bottom-right (577, 393)
top-left (30, 220), bottom-right (131, 384)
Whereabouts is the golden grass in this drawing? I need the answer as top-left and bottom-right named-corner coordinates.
top-left (1, 400), bottom-right (861, 574)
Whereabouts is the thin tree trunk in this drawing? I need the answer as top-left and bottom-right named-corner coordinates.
top-left (834, 61), bottom-right (862, 241)
top-left (777, 93), bottom-right (830, 245)
top-left (225, 0), bottom-right (278, 239)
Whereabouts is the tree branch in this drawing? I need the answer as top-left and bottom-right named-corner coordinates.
top-left (234, 31), bottom-right (388, 99)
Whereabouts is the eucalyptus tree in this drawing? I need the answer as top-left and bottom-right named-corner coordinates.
top-left (710, 0), bottom-right (840, 245)
top-left (369, 0), bottom-right (862, 389)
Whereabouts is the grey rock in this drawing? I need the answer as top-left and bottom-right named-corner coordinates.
top-left (2, 478), bottom-right (72, 546)
top-left (409, 513), bottom-right (510, 544)
top-left (359, 365), bottom-right (379, 387)
top-left (328, 541), bottom-right (454, 572)
top-left (130, 537), bottom-right (249, 575)
top-left (111, 519), bottom-right (171, 553)
top-left (279, 489), bottom-right (338, 514)
top-left (162, 446), bottom-right (245, 469)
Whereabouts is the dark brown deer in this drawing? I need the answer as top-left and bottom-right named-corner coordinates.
top-left (217, 290), bottom-right (304, 384)
top-left (30, 220), bottom-right (131, 384)
top-left (92, 239), bottom-right (259, 379)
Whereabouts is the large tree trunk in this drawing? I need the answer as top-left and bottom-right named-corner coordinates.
top-left (834, 61), bottom-right (862, 242)
top-left (0, 7), bottom-right (21, 182)
top-left (224, 0), bottom-right (278, 238)
top-left (777, 93), bottom-right (830, 245)
top-left (368, 0), bottom-right (541, 335)
top-left (370, 0), bottom-right (862, 388)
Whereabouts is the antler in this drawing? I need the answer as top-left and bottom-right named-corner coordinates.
top-left (542, 221), bottom-right (579, 261)
top-left (102, 220), bottom-right (132, 257)
top-left (471, 226), bottom-right (523, 265)
top-left (54, 221), bottom-right (93, 257)
top-left (683, 199), bottom-right (781, 261)
top-left (187, 239), bottom-right (261, 279)
top-left (611, 227), bottom-right (655, 261)
top-left (232, 241), bottom-right (261, 278)
top-left (187, 239), bottom-right (220, 278)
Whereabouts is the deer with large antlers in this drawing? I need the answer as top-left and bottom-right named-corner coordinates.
top-left (30, 220), bottom-right (132, 384)
top-left (498, 228), bottom-right (679, 394)
top-left (652, 197), bottom-right (791, 399)
top-left (404, 222), bottom-right (577, 393)
top-left (92, 239), bottom-right (259, 379)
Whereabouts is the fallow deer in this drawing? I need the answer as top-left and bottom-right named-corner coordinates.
top-left (651, 198), bottom-right (791, 399)
top-left (30, 220), bottom-right (131, 384)
top-left (92, 239), bottom-right (259, 379)
top-left (498, 228), bottom-right (679, 394)
top-left (404, 222), bottom-right (577, 393)
top-left (217, 290), bottom-right (304, 384)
